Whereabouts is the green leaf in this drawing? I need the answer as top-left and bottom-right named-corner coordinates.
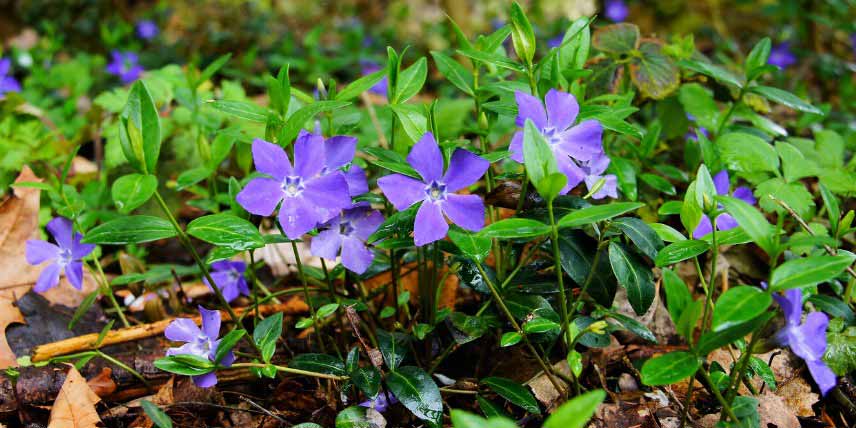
top-left (557, 202), bottom-right (644, 228)
top-left (522, 119), bottom-right (558, 198)
top-left (661, 269), bottom-right (691, 324)
top-left (523, 317), bottom-right (560, 334)
top-left (508, 2), bottom-right (536, 65)
top-left (175, 167), bottom-right (211, 191)
top-left (289, 353), bottom-right (346, 375)
top-left (431, 51), bottom-right (474, 95)
top-left (500, 332), bottom-right (522, 347)
top-left (387, 366), bottom-right (443, 426)
top-left (629, 41), bottom-right (680, 100)
top-left (197, 53), bottom-right (232, 87)
top-left (712, 286), bottom-right (772, 332)
top-left (678, 83), bottom-right (719, 131)
top-left (448, 228), bottom-right (491, 263)
top-left (776, 141), bottom-right (817, 183)
top-left (389, 104), bottom-right (428, 144)
top-left (717, 195), bottom-right (777, 256)
top-left (649, 222), bottom-right (687, 242)
top-left (281, 100), bottom-right (350, 144)
top-left (352, 366), bottom-right (382, 399)
top-left (609, 242), bottom-right (655, 315)
top-left (208, 100), bottom-right (269, 123)
top-left (592, 23), bottom-right (639, 54)
top-left (640, 173), bottom-right (676, 196)
top-left (694, 164), bottom-right (718, 212)
top-left (393, 57), bottom-right (427, 104)
top-left (141, 400), bottom-right (173, 428)
top-left (676, 299), bottom-right (703, 340)
top-left (654, 240), bottom-right (710, 267)
top-left (543, 390), bottom-right (605, 428)
top-left (640, 351), bottom-right (701, 385)
top-left (769, 254), bottom-right (855, 291)
top-left (253, 312), bottom-right (283, 363)
top-left (558, 232), bottom-right (617, 307)
top-left (557, 17), bottom-right (592, 70)
top-left (695, 313), bottom-right (773, 356)
top-left (748, 356), bottom-right (777, 391)
top-left (482, 376), bottom-right (540, 414)
top-left (335, 406), bottom-right (381, 428)
top-left (111, 173), bottom-right (157, 213)
top-left (680, 181), bottom-right (703, 235)
top-left (83, 216), bottom-right (177, 244)
top-left (745, 38), bottom-right (771, 79)
top-left (749, 86), bottom-right (823, 115)
top-left (377, 330), bottom-right (409, 369)
top-left (609, 311), bottom-right (657, 342)
top-left (187, 213), bottom-right (265, 251)
top-left (456, 49), bottom-right (525, 72)
top-left (478, 218), bottom-right (551, 239)
top-left (612, 217), bottom-right (664, 260)
top-left (755, 177), bottom-right (815, 219)
top-left (336, 67), bottom-right (387, 101)
top-left (678, 59), bottom-right (743, 88)
top-left (717, 132), bottom-right (780, 174)
top-left (824, 326), bottom-right (856, 376)
top-left (537, 173), bottom-right (568, 202)
top-left (120, 81), bottom-right (161, 174)
top-left (214, 329), bottom-right (245, 364)
top-left (154, 355), bottom-right (214, 376)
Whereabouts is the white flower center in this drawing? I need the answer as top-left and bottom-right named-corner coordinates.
top-left (282, 176), bottom-right (305, 197)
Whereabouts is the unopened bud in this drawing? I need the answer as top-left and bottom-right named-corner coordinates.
top-left (316, 78), bottom-right (328, 100)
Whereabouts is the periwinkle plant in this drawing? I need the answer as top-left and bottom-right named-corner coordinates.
top-left (27, 3), bottom-right (852, 427)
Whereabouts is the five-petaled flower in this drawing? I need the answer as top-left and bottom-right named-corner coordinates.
top-left (378, 132), bottom-right (489, 246)
top-left (165, 306), bottom-right (234, 388)
top-left (510, 89), bottom-right (606, 195)
top-left (311, 206), bottom-right (384, 274)
top-left (773, 288), bottom-right (836, 395)
top-left (581, 154), bottom-right (618, 199)
top-left (236, 135), bottom-right (351, 240)
top-left (25, 217), bottom-right (95, 293)
top-left (299, 129), bottom-right (368, 198)
top-left (0, 58), bottom-right (21, 98)
top-left (106, 51), bottom-right (144, 84)
top-left (205, 261), bottom-right (249, 303)
top-left (605, 0), bottom-right (629, 22)
top-left (692, 169), bottom-right (756, 239)
top-left (768, 42), bottom-right (797, 69)
top-left (136, 20), bottom-right (159, 40)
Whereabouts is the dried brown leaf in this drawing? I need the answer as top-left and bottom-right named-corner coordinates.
top-left (47, 365), bottom-right (102, 428)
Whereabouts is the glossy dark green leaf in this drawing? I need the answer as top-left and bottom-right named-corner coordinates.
top-left (120, 81), bottom-right (161, 174)
top-left (479, 218), bottom-right (551, 239)
top-left (748, 356), bottom-right (777, 391)
top-left (678, 59), bottom-right (743, 88)
top-left (214, 329), bottom-right (245, 364)
top-left (522, 317), bottom-right (560, 334)
top-left (749, 85), bottom-right (823, 115)
top-left (377, 329), bottom-right (409, 369)
top-left (769, 254), bottom-right (854, 291)
top-left (335, 406), bottom-right (382, 428)
top-left (352, 366), bottom-right (382, 399)
top-left (387, 366), bottom-right (443, 426)
top-left (209, 100), bottom-right (269, 122)
top-left (83, 216), bottom-right (177, 244)
top-left (661, 268), bottom-right (691, 324)
top-left (558, 232), bottom-right (617, 307)
top-left (154, 354), bottom-right (214, 376)
top-left (557, 202), bottom-right (644, 228)
top-left (448, 228), bottom-right (491, 263)
top-left (717, 195), bottom-right (776, 256)
top-left (431, 51), bottom-right (474, 95)
top-left (612, 217), bottom-right (664, 260)
top-left (253, 312), bottom-right (283, 363)
top-left (609, 242), bottom-right (655, 315)
top-left (482, 376), bottom-right (540, 414)
top-left (641, 351), bottom-right (701, 385)
top-left (609, 311), bottom-right (657, 342)
top-left (187, 213), bottom-right (265, 251)
top-left (393, 57), bottom-right (427, 104)
top-left (640, 173), bottom-right (676, 196)
top-left (655, 239), bottom-right (710, 267)
top-left (111, 173), bottom-right (157, 214)
top-left (175, 167), bottom-right (211, 191)
top-left (695, 312), bottom-right (773, 356)
top-left (289, 353), bottom-right (346, 375)
top-left (712, 286), bottom-right (771, 332)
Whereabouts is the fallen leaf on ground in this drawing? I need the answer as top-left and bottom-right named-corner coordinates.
top-left (47, 364), bottom-right (102, 428)
top-left (0, 298), bottom-right (24, 369)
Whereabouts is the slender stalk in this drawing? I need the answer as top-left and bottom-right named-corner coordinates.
top-left (698, 368), bottom-right (739, 422)
top-left (232, 362), bottom-right (347, 381)
top-left (96, 350), bottom-right (151, 389)
top-left (547, 203), bottom-right (573, 348)
top-left (290, 240), bottom-right (325, 352)
top-left (723, 319), bottom-right (770, 404)
top-left (474, 263), bottom-right (565, 395)
top-left (90, 259), bottom-right (130, 328)
top-left (701, 218), bottom-right (718, 331)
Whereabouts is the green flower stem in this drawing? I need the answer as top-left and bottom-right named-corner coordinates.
top-left (96, 350), bottom-right (151, 389)
top-left (547, 203), bottom-right (573, 349)
top-left (701, 217), bottom-right (718, 331)
top-left (698, 368), bottom-right (739, 423)
top-left (231, 362), bottom-right (347, 381)
top-left (566, 236), bottom-right (606, 321)
top-left (716, 87), bottom-right (745, 135)
top-left (288, 240), bottom-right (325, 353)
top-left (474, 263), bottom-right (566, 395)
top-left (723, 317), bottom-right (771, 405)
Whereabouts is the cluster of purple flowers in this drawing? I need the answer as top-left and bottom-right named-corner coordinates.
top-left (692, 169), bottom-right (756, 239)
top-left (25, 217), bottom-right (95, 292)
top-left (236, 130), bottom-right (383, 274)
top-left (772, 288), bottom-right (836, 395)
top-left (0, 58), bottom-right (21, 98)
top-left (510, 89), bottom-right (616, 199)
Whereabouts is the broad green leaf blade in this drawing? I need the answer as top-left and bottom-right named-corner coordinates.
top-left (481, 376), bottom-right (540, 414)
top-left (377, 329), bottom-right (409, 369)
top-left (522, 119), bottom-right (558, 198)
top-left (111, 173), bottom-right (157, 214)
top-left (281, 100), bottom-right (350, 144)
top-left (661, 268), bottom-right (691, 324)
top-left (393, 57), bottom-right (427, 104)
top-left (717, 195), bottom-right (777, 256)
top-left (558, 232), bottom-right (617, 307)
top-left (711, 286), bottom-right (772, 332)
top-left (351, 366), bottom-right (382, 399)
top-left (253, 312), bottom-right (283, 363)
top-left (187, 213), bottom-right (265, 251)
top-left (695, 312), bottom-right (773, 356)
top-left (629, 41), bottom-right (679, 100)
top-left (389, 104), bottom-right (428, 144)
top-left (592, 23), bottom-right (640, 54)
top-left (214, 329), bottom-right (245, 364)
top-left (448, 228), bottom-right (491, 263)
top-left (289, 353), bottom-right (346, 375)
top-left (654, 239), bottom-right (710, 266)
top-left (745, 37), bottom-right (771, 78)
top-left (387, 366), bottom-right (443, 426)
top-left (769, 254), bottom-right (855, 291)
top-left (543, 390), bottom-right (605, 428)
top-left (430, 51), bottom-right (474, 95)
top-left (336, 67), bottom-right (387, 101)
top-left (141, 400), bottom-right (173, 428)
top-left (478, 218), bottom-right (551, 239)
top-left (641, 351), bottom-right (701, 385)
top-left (557, 202), bottom-right (644, 228)
top-left (508, 2), bottom-right (536, 65)
top-left (120, 81), bottom-right (162, 174)
top-left (716, 132), bottom-right (780, 174)
top-left (749, 85), bottom-right (823, 115)
top-left (612, 217), bottom-right (664, 260)
top-left (608, 242), bottom-right (655, 315)
top-left (678, 59), bottom-right (744, 88)
top-left (208, 100), bottom-right (269, 123)
top-left (83, 216), bottom-right (177, 244)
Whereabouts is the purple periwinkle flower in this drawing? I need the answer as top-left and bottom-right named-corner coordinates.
top-left (510, 89), bottom-right (605, 194)
top-left (165, 306), bottom-right (234, 388)
top-left (360, 391), bottom-right (398, 412)
top-left (692, 170), bottom-right (756, 239)
top-left (768, 42), bottom-right (797, 69)
top-left (377, 132), bottom-right (489, 247)
top-left (604, 0), bottom-right (629, 22)
top-left (306, 129), bottom-right (368, 197)
top-left (0, 58), bottom-right (21, 98)
top-left (360, 61), bottom-right (388, 98)
top-left (106, 51), bottom-right (144, 84)
top-left (25, 217), bottom-right (95, 293)
top-left (204, 261), bottom-right (249, 303)
top-left (136, 20), bottom-right (159, 40)
top-left (685, 114), bottom-right (710, 142)
top-left (773, 289), bottom-right (836, 395)
top-left (311, 206), bottom-right (384, 274)
top-left (547, 35), bottom-right (564, 49)
top-left (236, 136), bottom-right (351, 240)
top-left (581, 154), bottom-right (618, 199)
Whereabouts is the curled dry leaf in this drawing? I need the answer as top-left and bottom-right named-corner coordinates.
top-left (47, 365), bottom-right (102, 428)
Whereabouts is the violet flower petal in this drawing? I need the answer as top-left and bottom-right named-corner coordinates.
top-left (341, 236), bottom-right (375, 274)
top-left (732, 186), bottom-right (756, 205)
top-left (352, 210), bottom-right (384, 242)
top-left (414, 202), bottom-right (448, 246)
top-left (556, 120), bottom-right (604, 161)
top-left (514, 91), bottom-right (547, 129)
top-left (344, 164), bottom-right (369, 196)
top-left (377, 174), bottom-right (426, 210)
top-left (324, 136), bottom-right (358, 170)
top-left (692, 215), bottom-right (714, 239)
top-left (25, 240), bottom-right (60, 265)
top-left (544, 88), bottom-right (579, 130)
top-left (294, 132), bottom-right (325, 178)
top-left (806, 359), bottom-right (836, 396)
top-left (47, 217), bottom-right (74, 250)
top-left (713, 170), bottom-right (730, 196)
top-left (278, 198), bottom-right (318, 239)
top-left (442, 194), bottom-right (484, 232)
top-left (556, 154), bottom-right (587, 191)
top-left (236, 178), bottom-right (283, 216)
top-left (311, 228), bottom-right (344, 260)
top-left (33, 263), bottom-right (61, 293)
top-left (509, 131), bottom-right (524, 163)
top-left (165, 318), bottom-right (202, 342)
top-left (773, 289), bottom-right (803, 327)
top-left (199, 306), bottom-right (221, 339)
top-left (442, 149), bottom-right (489, 192)
top-left (65, 261), bottom-right (84, 290)
top-left (407, 132), bottom-right (444, 182)
top-left (192, 372), bottom-right (218, 388)
top-left (303, 173), bottom-right (352, 214)
top-left (252, 139), bottom-right (292, 181)
top-left (71, 237), bottom-right (95, 260)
